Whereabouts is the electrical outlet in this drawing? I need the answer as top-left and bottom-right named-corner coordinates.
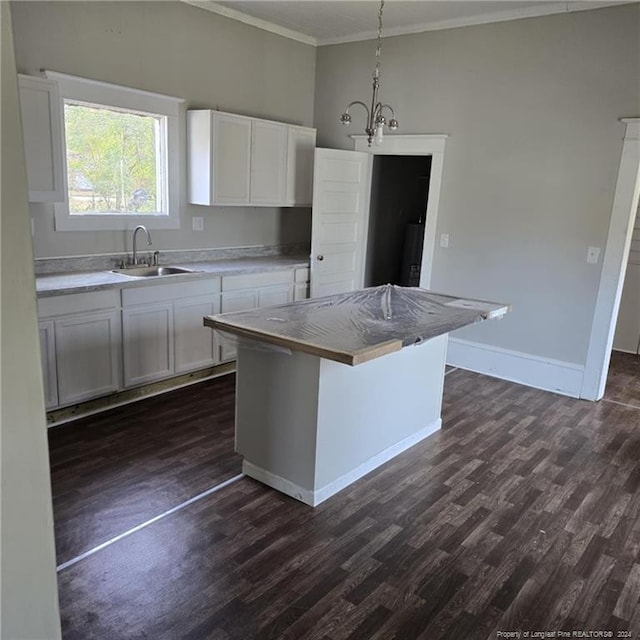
top-left (587, 246), bottom-right (601, 264)
top-left (192, 217), bottom-right (204, 232)
top-left (440, 233), bottom-right (449, 248)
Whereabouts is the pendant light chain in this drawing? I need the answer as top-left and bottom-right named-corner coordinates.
top-left (374, 0), bottom-right (384, 79)
top-left (339, 0), bottom-right (399, 146)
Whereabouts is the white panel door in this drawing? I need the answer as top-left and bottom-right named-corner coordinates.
top-left (123, 303), bottom-right (174, 387)
top-left (250, 121), bottom-right (287, 204)
top-left (613, 207), bottom-right (640, 353)
top-left (174, 296), bottom-right (219, 374)
top-left (55, 310), bottom-right (121, 406)
top-left (311, 149), bottom-right (371, 298)
top-left (39, 320), bottom-right (58, 409)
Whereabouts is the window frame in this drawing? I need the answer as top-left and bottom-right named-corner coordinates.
top-left (47, 71), bottom-right (184, 231)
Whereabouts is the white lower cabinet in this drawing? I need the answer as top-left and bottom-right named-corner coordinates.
top-left (258, 284), bottom-right (292, 308)
top-left (219, 290), bottom-right (259, 362)
top-left (121, 278), bottom-right (221, 389)
top-left (55, 310), bottom-right (121, 405)
top-left (122, 303), bottom-right (174, 387)
top-left (38, 267), bottom-right (307, 409)
top-left (38, 290), bottom-right (121, 409)
top-left (293, 267), bottom-right (310, 301)
top-left (174, 296), bottom-right (220, 374)
top-left (38, 320), bottom-right (58, 409)
top-left (219, 270), bottom-right (298, 362)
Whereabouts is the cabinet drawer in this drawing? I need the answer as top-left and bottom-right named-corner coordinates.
top-left (222, 270), bottom-right (292, 292)
top-left (38, 290), bottom-right (119, 317)
top-left (121, 278), bottom-right (220, 306)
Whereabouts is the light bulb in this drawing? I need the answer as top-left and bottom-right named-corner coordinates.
top-left (374, 124), bottom-right (384, 146)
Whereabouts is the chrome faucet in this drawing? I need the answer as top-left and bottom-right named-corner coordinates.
top-left (132, 225), bottom-right (152, 265)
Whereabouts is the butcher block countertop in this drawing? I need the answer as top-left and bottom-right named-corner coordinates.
top-left (205, 284), bottom-right (510, 366)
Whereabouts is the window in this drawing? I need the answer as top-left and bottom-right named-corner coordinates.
top-left (48, 72), bottom-right (183, 230)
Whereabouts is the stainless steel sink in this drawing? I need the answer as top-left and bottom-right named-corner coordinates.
top-left (111, 265), bottom-right (198, 278)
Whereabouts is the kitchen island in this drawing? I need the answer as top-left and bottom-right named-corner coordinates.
top-left (204, 284), bottom-right (509, 506)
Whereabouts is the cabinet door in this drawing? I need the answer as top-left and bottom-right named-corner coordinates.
top-left (294, 267), bottom-right (310, 301)
top-left (122, 303), bottom-right (174, 387)
top-left (286, 127), bottom-right (316, 206)
top-left (219, 290), bottom-right (258, 362)
top-left (258, 284), bottom-right (293, 308)
top-left (251, 121), bottom-right (287, 205)
top-left (39, 320), bottom-right (58, 410)
top-left (174, 296), bottom-right (219, 374)
top-left (213, 113), bottom-right (252, 204)
top-left (294, 283), bottom-right (309, 302)
top-left (18, 75), bottom-right (65, 202)
top-left (55, 310), bottom-right (121, 406)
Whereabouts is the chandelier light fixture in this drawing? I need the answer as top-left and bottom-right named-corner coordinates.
top-left (339, 0), bottom-right (398, 146)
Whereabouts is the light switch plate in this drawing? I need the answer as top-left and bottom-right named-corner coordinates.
top-left (192, 217), bottom-right (204, 232)
top-left (587, 246), bottom-right (601, 264)
top-left (440, 233), bottom-right (449, 248)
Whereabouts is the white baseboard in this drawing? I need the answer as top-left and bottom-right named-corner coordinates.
top-left (242, 461), bottom-right (317, 505)
top-left (447, 337), bottom-right (584, 398)
top-left (243, 417), bottom-right (441, 507)
top-left (612, 347), bottom-right (639, 355)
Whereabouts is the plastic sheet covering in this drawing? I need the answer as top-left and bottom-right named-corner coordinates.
top-left (206, 284), bottom-right (509, 365)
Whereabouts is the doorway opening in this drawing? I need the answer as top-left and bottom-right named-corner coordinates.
top-left (364, 155), bottom-right (432, 287)
top-left (581, 118), bottom-right (640, 400)
top-left (612, 203), bottom-right (640, 356)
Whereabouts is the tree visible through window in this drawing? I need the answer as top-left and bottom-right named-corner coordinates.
top-left (64, 101), bottom-right (164, 215)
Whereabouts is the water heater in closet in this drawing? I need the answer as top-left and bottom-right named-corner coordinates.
top-left (400, 221), bottom-right (425, 287)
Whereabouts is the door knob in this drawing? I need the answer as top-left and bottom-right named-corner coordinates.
top-left (317, 255), bottom-right (324, 261)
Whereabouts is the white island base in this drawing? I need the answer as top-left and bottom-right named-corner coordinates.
top-left (235, 333), bottom-right (448, 506)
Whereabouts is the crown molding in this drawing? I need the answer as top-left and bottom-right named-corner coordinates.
top-left (181, 0), bottom-right (318, 46)
top-left (181, 1), bottom-right (637, 48)
top-left (318, 1), bottom-right (638, 46)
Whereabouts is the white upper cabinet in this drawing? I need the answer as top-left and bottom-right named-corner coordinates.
top-left (18, 74), bottom-right (65, 203)
top-left (188, 109), bottom-right (315, 207)
top-left (212, 113), bottom-right (252, 204)
top-left (286, 126), bottom-right (316, 206)
top-left (188, 110), bottom-right (252, 206)
top-left (250, 120), bottom-right (287, 205)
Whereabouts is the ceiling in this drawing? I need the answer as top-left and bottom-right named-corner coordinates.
top-left (182, 0), bottom-right (634, 45)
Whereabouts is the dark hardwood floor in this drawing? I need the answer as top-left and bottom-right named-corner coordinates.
top-left (606, 351), bottom-right (640, 408)
top-left (52, 354), bottom-right (640, 639)
top-left (49, 373), bottom-right (240, 565)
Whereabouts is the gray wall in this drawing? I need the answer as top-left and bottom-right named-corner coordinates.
top-left (11, 1), bottom-right (316, 258)
top-left (1, 4), bottom-right (62, 637)
top-left (315, 4), bottom-right (640, 366)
